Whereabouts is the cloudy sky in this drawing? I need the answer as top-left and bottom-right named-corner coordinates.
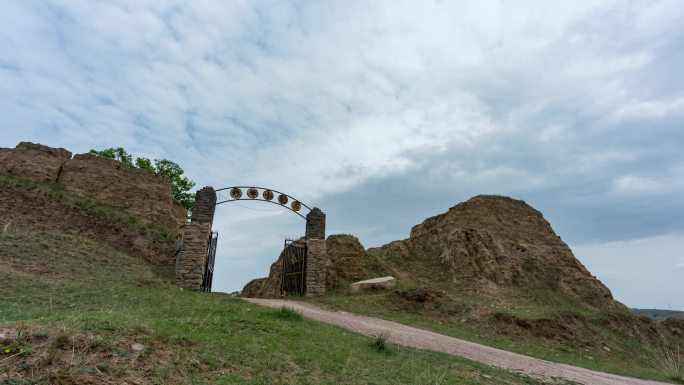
top-left (1, 1), bottom-right (683, 309)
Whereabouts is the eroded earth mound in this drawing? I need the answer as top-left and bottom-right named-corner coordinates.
top-left (369, 195), bottom-right (623, 310)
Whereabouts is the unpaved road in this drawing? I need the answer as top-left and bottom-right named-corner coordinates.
top-left (244, 298), bottom-right (669, 385)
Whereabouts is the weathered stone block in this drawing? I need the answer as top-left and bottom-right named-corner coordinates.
top-left (349, 276), bottom-right (397, 293)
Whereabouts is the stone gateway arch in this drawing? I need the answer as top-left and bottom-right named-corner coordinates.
top-left (175, 186), bottom-right (327, 296)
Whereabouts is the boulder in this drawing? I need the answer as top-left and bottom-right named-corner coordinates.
top-left (349, 276), bottom-right (396, 294)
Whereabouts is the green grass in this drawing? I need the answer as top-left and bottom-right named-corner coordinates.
top-left (306, 284), bottom-right (681, 383)
top-left (0, 229), bottom-right (549, 384)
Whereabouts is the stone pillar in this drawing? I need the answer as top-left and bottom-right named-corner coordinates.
top-left (176, 222), bottom-right (213, 290)
top-left (305, 238), bottom-right (326, 296)
top-left (176, 186), bottom-right (216, 290)
top-left (305, 207), bottom-right (326, 240)
top-left (191, 186), bottom-right (216, 224)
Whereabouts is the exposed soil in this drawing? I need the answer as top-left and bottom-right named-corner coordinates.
top-left (244, 298), bottom-right (670, 385)
top-left (0, 179), bottom-right (175, 265)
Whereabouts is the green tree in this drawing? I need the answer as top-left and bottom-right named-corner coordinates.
top-left (90, 147), bottom-right (134, 168)
top-left (89, 148), bottom-right (196, 210)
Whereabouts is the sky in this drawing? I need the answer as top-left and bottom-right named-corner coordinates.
top-left (1, 1), bottom-right (683, 309)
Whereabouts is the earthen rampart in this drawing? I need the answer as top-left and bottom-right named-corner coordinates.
top-left (0, 142), bottom-right (186, 231)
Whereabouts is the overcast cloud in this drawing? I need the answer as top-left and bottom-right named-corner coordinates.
top-left (1, 1), bottom-right (683, 309)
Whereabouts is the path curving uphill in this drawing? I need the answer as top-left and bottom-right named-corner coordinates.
top-left (243, 298), bottom-right (668, 385)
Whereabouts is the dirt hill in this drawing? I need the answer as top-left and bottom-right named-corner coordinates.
top-left (368, 195), bottom-right (622, 310)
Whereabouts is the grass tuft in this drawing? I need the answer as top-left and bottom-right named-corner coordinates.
top-left (370, 331), bottom-right (391, 353)
top-left (645, 342), bottom-right (684, 382)
top-left (270, 306), bottom-right (303, 321)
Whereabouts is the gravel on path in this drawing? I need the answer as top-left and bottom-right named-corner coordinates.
top-left (243, 298), bottom-right (668, 385)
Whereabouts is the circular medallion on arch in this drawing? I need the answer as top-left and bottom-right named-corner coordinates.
top-left (247, 188), bottom-right (259, 199)
top-left (291, 201), bottom-right (301, 212)
top-left (230, 187), bottom-right (242, 199)
top-left (278, 194), bottom-right (289, 205)
top-left (262, 189), bottom-right (274, 201)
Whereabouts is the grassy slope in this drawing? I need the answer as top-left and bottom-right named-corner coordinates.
top-left (0, 230), bottom-right (549, 385)
top-left (305, 250), bottom-right (682, 384)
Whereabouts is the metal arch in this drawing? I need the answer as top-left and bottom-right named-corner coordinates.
top-left (214, 186), bottom-right (311, 220)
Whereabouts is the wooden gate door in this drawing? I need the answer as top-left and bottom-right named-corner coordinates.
top-left (281, 240), bottom-right (307, 295)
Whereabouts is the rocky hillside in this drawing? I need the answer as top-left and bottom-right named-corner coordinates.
top-left (369, 195), bottom-right (623, 310)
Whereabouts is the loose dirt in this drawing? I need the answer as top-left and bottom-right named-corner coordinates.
top-left (244, 298), bottom-right (668, 385)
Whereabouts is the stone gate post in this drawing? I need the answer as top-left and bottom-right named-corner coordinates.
top-left (191, 186), bottom-right (217, 224)
top-left (305, 207), bottom-right (325, 240)
top-left (176, 186), bottom-right (216, 291)
top-left (305, 207), bottom-right (326, 296)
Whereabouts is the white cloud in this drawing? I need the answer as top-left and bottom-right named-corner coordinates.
top-left (614, 175), bottom-right (666, 194)
top-left (611, 96), bottom-right (684, 122)
top-left (573, 233), bottom-right (684, 310)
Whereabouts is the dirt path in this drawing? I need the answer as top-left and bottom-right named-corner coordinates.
top-left (244, 298), bottom-right (668, 385)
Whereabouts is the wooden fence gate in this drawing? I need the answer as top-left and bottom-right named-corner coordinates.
top-left (281, 239), bottom-right (306, 295)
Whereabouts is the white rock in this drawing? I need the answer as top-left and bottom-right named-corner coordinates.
top-left (349, 276), bottom-right (396, 293)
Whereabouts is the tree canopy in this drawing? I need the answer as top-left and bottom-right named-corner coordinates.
top-left (89, 147), bottom-right (195, 210)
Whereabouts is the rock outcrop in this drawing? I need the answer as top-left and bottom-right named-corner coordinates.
top-left (369, 195), bottom-right (623, 310)
top-left (0, 142), bottom-right (186, 231)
